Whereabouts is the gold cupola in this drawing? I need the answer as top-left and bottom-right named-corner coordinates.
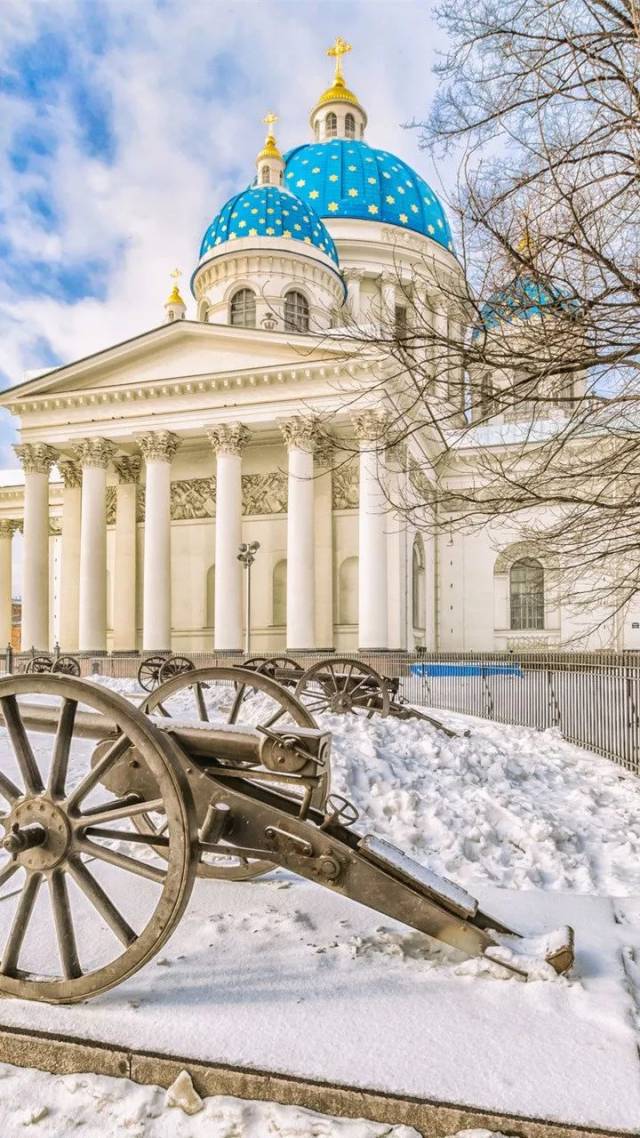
top-left (256, 112), bottom-right (284, 186)
top-left (310, 37), bottom-right (367, 142)
top-left (164, 268), bottom-right (186, 322)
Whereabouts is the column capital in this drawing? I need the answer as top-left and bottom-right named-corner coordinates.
top-left (74, 437), bottom-right (116, 469)
top-left (14, 443), bottom-right (57, 475)
top-left (352, 409), bottom-right (391, 444)
top-left (58, 460), bottom-right (82, 489)
top-left (280, 416), bottom-right (320, 453)
top-left (315, 436), bottom-right (335, 467)
top-left (114, 455), bottom-right (142, 483)
top-left (208, 423), bottom-right (250, 456)
top-left (0, 520), bottom-right (21, 538)
top-left (138, 431), bottom-right (180, 463)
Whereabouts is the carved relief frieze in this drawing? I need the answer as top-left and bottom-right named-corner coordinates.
top-left (242, 473), bottom-right (287, 515)
top-left (106, 486), bottom-right (117, 526)
top-left (332, 462), bottom-right (359, 510)
top-left (171, 477), bottom-right (216, 520)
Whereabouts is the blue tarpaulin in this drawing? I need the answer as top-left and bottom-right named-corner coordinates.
top-left (409, 663), bottom-right (524, 679)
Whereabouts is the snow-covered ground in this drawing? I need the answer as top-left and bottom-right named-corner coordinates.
top-left (1, 674), bottom-right (640, 1135)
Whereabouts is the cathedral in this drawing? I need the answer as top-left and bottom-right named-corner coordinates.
top-left (0, 39), bottom-right (636, 656)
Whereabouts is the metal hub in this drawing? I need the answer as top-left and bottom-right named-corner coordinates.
top-left (330, 693), bottom-right (353, 713)
top-left (1, 798), bottom-right (71, 871)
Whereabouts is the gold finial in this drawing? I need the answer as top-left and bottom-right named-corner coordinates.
top-left (257, 111), bottom-right (283, 163)
top-left (515, 212), bottom-right (537, 259)
top-left (166, 268), bottom-right (185, 306)
top-left (327, 36), bottom-right (352, 85)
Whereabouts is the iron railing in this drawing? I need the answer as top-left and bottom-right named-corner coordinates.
top-left (2, 648), bottom-right (639, 774)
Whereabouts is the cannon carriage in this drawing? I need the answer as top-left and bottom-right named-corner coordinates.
top-left (0, 671), bottom-right (574, 1005)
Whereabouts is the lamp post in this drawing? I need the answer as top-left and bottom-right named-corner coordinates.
top-left (237, 541), bottom-right (260, 656)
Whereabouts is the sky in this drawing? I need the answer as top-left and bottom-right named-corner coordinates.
top-left (0, 0), bottom-right (451, 467)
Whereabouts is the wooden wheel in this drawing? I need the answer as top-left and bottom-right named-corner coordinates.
top-left (51, 656), bottom-right (81, 677)
top-left (295, 657), bottom-right (391, 719)
top-left (137, 655), bottom-right (168, 693)
top-left (157, 656), bottom-right (195, 685)
top-left (242, 656), bottom-right (301, 683)
top-left (25, 656), bottom-right (53, 675)
top-left (139, 666), bottom-right (329, 881)
top-left (0, 674), bottom-right (197, 1004)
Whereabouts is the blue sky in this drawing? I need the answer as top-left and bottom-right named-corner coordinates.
top-left (0, 0), bottom-right (451, 465)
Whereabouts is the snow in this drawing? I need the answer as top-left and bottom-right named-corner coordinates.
top-left (2, 676), bottom-right (640, 1132)
top-left (0, 1062), bottom-right (418, 1136)
top-left (358, 834), bottom-right (479, 916)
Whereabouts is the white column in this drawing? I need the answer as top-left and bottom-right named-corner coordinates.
top-left (0, 521), bottom-right (17, 648)
top-left (346, 271), bottom-right (362, 320)
top-left (75, 438), bottom-right (115, 653)
top-left (113, 456), bottom-right (141, 652)
top-left (280, 418), bottom-right (317, 651)
top-left (15, 444), bottom-right (57, 650)
top-left (139, 433), bottom-right (180, 653)
top-left (354, 412), bottom-right (389, 650)
top-left (57, 460), bottom-right (82, 651)
top-left (208, 424), bottom-right (249, 651)
top-left (314, 441), bottom-right (334, 651)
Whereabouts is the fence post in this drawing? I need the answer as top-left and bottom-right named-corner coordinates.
top-left (4, 642), bottom-right (12, 674)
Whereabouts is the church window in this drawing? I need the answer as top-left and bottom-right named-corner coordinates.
top-left (338, 557), bottom-right (359, 625)
top-left (229, 288), bottom-right (256, 328)
top-left (284, 290), bottom-right (310, 333)
top-left (510, 558), bottom-right (544, 630)
top-left (412, 534), bottom-right (426, 630)
top-left (345, 113), bottom-right (355, 139)
top-left (326, 112), bottom-right (338, 139)
top-left (273, 559), bottom-right (287, 626)
top-left (261, 165), bottom-right (271, 184)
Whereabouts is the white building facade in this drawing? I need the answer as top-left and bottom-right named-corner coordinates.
top-left (1, 40), bottom-right (638, 656)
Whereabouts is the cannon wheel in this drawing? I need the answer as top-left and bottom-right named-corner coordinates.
top-left (25, 656), bottom-right (53, 675)
top-left (157, 655), bottom-right (195, 685)
top-left (51, 656), bottom-right (81, 677)
top-left (295, 657), bottom-right (391, 719)
top-left (137, 655), bottom-right (168, 693)
top-left (243, 656), bottom-right (301, 683)
top-left (0, 674), bottom-right (197, 1004)
top-left (139, 666), bottom-right (329, 881)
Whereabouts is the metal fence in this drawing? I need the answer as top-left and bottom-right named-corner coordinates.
top-left (3, 648), bottom-right (639, 775)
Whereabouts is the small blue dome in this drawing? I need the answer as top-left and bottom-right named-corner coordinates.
top-left (199, 184), bottom-right (340, 266)
top-left (479, 276), bottom-right (578, 331)
top-left (283, 139), bottom-right (454, 253)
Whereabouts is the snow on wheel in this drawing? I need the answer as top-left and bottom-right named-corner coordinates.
top-left (0, 674), bottom-right (197, 1004)
top-left (295, 657), bottom-right (391, 719)
top-left (139, 666), bottom-right (330, 881)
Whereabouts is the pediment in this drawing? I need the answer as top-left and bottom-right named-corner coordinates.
top-left (1, 320), bottom-right (351, 405)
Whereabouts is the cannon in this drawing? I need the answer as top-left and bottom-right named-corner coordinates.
top-left (0, 672), bottom-right (574, 1005)
top-left (24, 652), bottom-right (81, 677)
top-left (137, 654), bottom-right (195, 692)
top-left (242, 655), bottom-right (462, 737)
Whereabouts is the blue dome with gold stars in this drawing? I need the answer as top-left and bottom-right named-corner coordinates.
top-left (199, 184), bottom-right (340, 266)
top-left (283, 139), bottom-right (454, 253)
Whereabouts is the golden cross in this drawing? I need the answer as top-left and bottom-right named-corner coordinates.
top-left (327, 36), bottom-right (351, 82)
top-left (264, 111), bottom-right (278, 131)
top-left (170, 268), bottom-right (182, 283)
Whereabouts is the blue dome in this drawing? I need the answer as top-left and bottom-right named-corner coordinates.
top-left (478, 276), bottom-right (578, 331)
top-left (199, 184), bottom-right (340, 266)
top-left (283, 139), bottom-right (454, 253)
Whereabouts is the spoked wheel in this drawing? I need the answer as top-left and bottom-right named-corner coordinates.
top-left (0, 674), bottom-right (196, 1004)
top-left (295, 657), bottom-right (391, 719)
top-left (51, 656), bottom-right (81, 677)
top-left (139, 666), bottom-right (329, 881)
top-left (242, 656), bottom-right (301, 683)
top-left (137, 655), bottom-right (168, 693)
top-left (25, 656), bottom-right (53, 675)
top-left (158, 656), bottom-right (195, 685)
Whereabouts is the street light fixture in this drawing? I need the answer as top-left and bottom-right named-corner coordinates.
top-left (237, 541), bottom-right (260, 656)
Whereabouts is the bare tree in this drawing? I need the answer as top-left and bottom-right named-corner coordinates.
top-left (327, 0), bottom-right (640, 637)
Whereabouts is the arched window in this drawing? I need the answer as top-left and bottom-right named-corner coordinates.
top-left (345, 113), bottom-right (355, 139)
top-left (261, 165), bottom-right (271, 184)
top-left (273, 559), bottom-right (287, 626)
top-left (510, 558), bottom-right (544, 630)
top-left (284, 290), bottom-right (309, 333)
top-left (412, 535), bottom-right (426, 630)
top-left (229, 288), bottom-right (256, 328)
top-left (206, 564), bottom-right (215, 627)
top-left (326, 112), bottom-right (338, 138)
top-left (338, 557), bottom-right (359, 625)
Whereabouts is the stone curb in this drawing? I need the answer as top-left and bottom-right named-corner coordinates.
top-left (0, 1022), bottom-right (633, 1138)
